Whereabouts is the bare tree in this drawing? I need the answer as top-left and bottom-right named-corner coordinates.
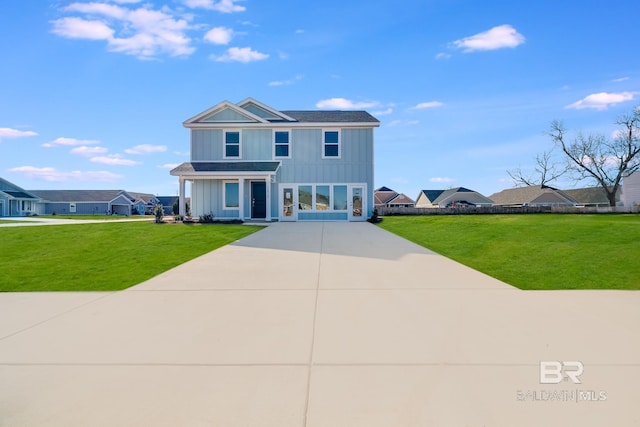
top-left (550, 106), bottom-right (640, 206)
top-left (508, 148), bottom-right (569, 187)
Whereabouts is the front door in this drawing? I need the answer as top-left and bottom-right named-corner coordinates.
top-left (349, 185), bottom-right (366, 221)
top-left (251, 181), bottom-right (266, 219)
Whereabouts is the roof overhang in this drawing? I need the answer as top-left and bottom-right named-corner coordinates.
top-left (170, 161), bottom-right (281, 178)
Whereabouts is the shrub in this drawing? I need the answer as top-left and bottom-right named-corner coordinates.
top-left (153, 204), bottom-right (165, 223)
top-left (199, 212), bottom-right (215, 223)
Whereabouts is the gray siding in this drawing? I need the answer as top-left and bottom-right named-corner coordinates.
top-left (43, 202), bottom-right (110, 215)
top-left (191, 130), bottom-right (223, 161)
top-left (243, 130), bottom-right (272, 160)
top-left (191, 180), bottom-right (239, 219)
top-left (203, 109), bottom-right (251, 122)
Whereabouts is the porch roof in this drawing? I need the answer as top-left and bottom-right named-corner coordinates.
top-left (171, 161), bottom-right (281, 176)
top-left (2, 191), bottom-right (39, 199)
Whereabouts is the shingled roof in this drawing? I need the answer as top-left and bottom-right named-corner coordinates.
top-left (281, 110), bottom-right (379, 124)
top-left (489, 185), bottom-right (578, 206)
top-left (170, 161), bottom-right (281, 174)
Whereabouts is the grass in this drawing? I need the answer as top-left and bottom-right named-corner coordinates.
top-left (377, 214), bottom-right (640, 290)
top-left (0, 222), bottom-right (261, 292)
top-left (39, 215), bottom-right (144, 220)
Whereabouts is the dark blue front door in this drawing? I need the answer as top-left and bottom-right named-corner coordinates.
top-left (251, 181), bottom-right (266, 219)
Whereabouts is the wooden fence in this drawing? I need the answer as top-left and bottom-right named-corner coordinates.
top-left (376, 205), bottom-right (639, 216)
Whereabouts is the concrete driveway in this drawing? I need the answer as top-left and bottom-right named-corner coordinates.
top-left (0, 222), bottom-right (638, 426)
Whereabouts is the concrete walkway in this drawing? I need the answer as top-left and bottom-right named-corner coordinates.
top-left (0, 222), bottom-right (638, 426)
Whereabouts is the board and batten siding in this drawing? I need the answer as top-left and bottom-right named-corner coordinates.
top-left (191, 130), bottom-right (223, 161)
top-left (622, 172), bottom-right (640, 207)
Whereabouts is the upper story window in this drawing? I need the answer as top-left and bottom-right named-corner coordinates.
top-left (323, 130), bottom-right (340, 158)
top-left (224, 131), bottom-right (241, 158)
top-left (274, 131), bottom-right (290, 158)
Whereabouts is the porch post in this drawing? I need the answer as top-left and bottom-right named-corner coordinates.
top-left (238, 178), bottom-right (245, 220)
top-left (265, 176), bottom-right (272, 221)
top-left (179, 177), bottom-right (186, 217)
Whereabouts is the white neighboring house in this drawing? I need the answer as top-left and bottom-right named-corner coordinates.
top-left (622, 171), bottom-right (640, 207)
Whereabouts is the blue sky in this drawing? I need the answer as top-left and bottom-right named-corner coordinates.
top-left (1, 0), bottom-right (639, 199)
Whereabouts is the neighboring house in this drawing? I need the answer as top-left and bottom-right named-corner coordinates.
top-left (489, 185), bottom-right (579, 207)
top-left (171, 98), bottom-right (380, 221)
top-left (563, 186), bottom-right (619, 207)
top-left (0, 177), bottom-right (41, 217)
top-left (156, 196), bottom-right (192, 215)
top-left (29, 190), bottom-right (159, 215)
top-left (374, 186), bottom-right (416, 208)
top-left (622, 171), bottom-right (640, 207)
top-left (415, 187), bottom-right (493, 208)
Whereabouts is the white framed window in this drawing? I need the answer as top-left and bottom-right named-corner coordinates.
top-left (274, 130), bottom-right (291, 158)
top-left (223, 180), bottom-right (239, 209)
top-left (223, 130), bottom-right (241, 159)
top-left (322, 130), bottom-right (340, 159)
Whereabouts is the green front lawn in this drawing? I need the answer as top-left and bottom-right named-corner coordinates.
top-left (0, 222), bottom-right (261, 292)
top-left (39, 215), bottom-right (145, 220)
top-left (378, 214), bottom-right (640, 290)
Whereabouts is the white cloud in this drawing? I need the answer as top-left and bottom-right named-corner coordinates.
top-left (204, 26), bottom-right (233, 45)
top-left (372, 108), bottom-right (393, 116)
top-left (612, 77), bottom-right (630, 83)
top-left (565, 91), bottom-right (638, 110)
top-left (0, 128), bottom-right (38, 139)
top-left (430, 177), bottom-right (455, 183)
top-left (182, 0), bottom-right (245, 13)
top-left (316, 98), bottom-right (380, 109)
top-left (51, 2), bottom-right (195, 59)
top-left (386, 119), bottom-right (420, 127)
top-left (412, 101), bottom-right (444, 109)
top-left (70, 146), bottom-right (108, 156)
top-left (124, 144), bottom-right (167, 154)
top-left (51, 17), bottom-right (114, 40)
top-left (435, 52), bottom-right (451, 60)
top-left (268, 74), bottom-right (302, 87)
top-left (213, 47), bottom-right (268, 63)
top-left (9, 166), bottom-right (123, 182)
top-left (158, 163), bottom-right (180, 169)
top-left (42, 137), bottom-right (100, 148)
top-left (452, 24), bottom-right (525, 52)
top-left (90, 154), bottom-right (141, 166)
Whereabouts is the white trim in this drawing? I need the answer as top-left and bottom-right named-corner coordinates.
top-left (273, 129), bottom-right (292, 159)
top-left (184, 122), bottom-right (379, 129)
top-left (223, 129), bottom-right (242, 159)
top-left (183, 100), bottom-right (268, 125)
top-left (222, 180), bottom-right (240, 210)
top-left (321, 129), bottom-right (341, 159)
top-left (236, 98), bottom-right (297, 122)
top-left (277, 183), bottom-right (366, 221)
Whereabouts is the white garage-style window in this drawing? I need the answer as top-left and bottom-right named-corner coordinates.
top-left (296, 184), bottom-right (349, 212)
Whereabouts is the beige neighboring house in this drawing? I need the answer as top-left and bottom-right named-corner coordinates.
top-left (622, 171), bottom-right (640, 207)
top-left (563, 187), bottom-right (619, 207)
top-left (415, 187), bottom-right (493, 208)
top-left (489, 185), bottom-right (578, 207)
top-left (374, 187), bottom-right (415, 208)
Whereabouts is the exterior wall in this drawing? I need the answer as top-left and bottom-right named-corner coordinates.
top-left (191, 130), bottom-right (223, 161)
top-left (191, 180), bottom-right (240, 219)
top-left (189, 126), bottom-right (375, 219)
top-left (42, 202), bottom-right (110, 215)
top-left (622, 172), bottom-right (640, 207)
top-left (415, 193), bottom-right (435, 208)
top-left (0, 198), bottom-right (5, 216)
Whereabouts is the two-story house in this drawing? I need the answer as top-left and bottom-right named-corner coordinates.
top-left (171, 98), bottom-right (379, 222)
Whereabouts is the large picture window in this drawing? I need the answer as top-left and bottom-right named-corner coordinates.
top-left (224, 181), bottom-right (239, 209)
top-left (224, 131), bottom-right (240, 158)
top-left (274, 131), bottom-right (290, 158)
top-left (293, 184), bottom-right (350, 212)
top-left (323, 130), bottom-right (340, 158)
